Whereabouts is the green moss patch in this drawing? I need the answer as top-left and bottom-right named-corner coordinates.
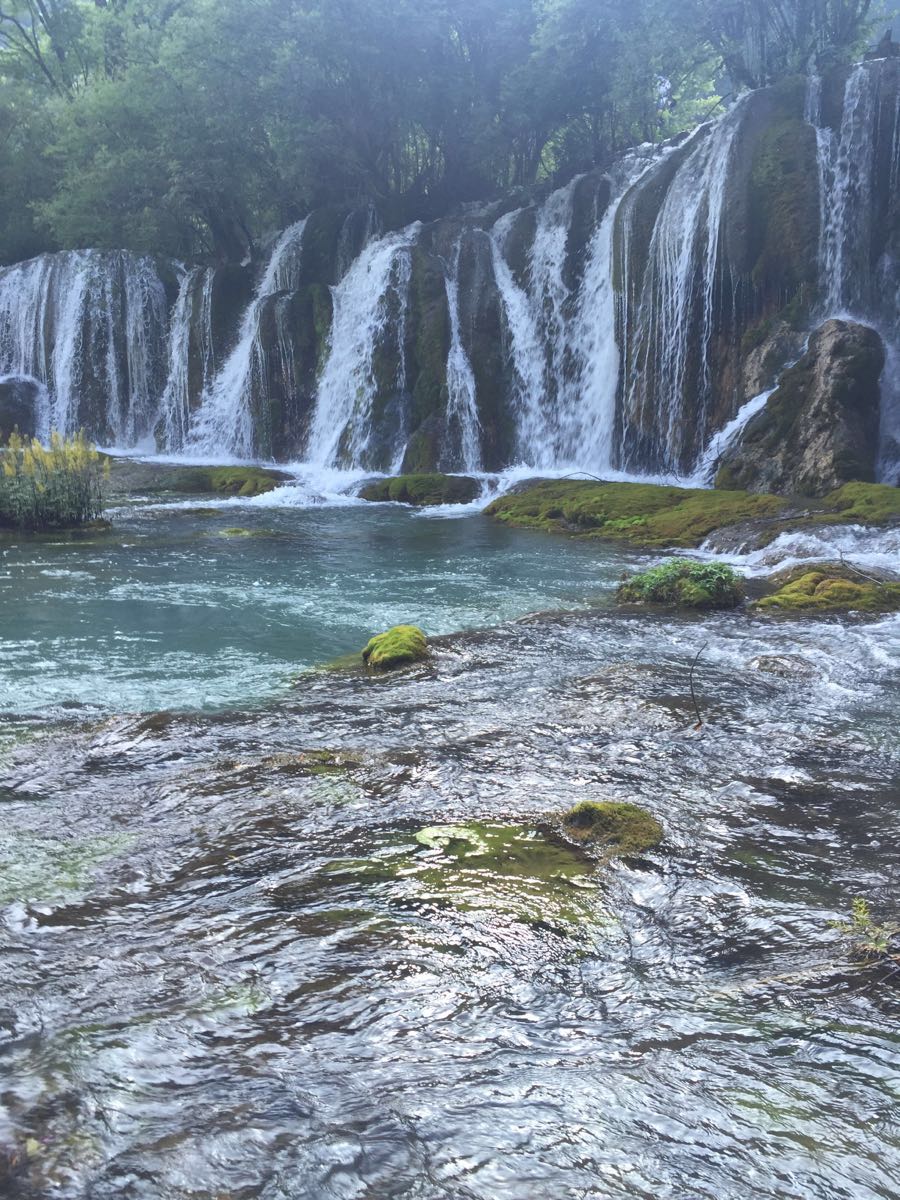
top-left (327, 822), bottom-right (598, 927)
top-left (563, 801), bottom-right (664, 856)
top-left (823, 482), bottom-right (900, 523)
top-left (755, 568), bottom-right (900, 614)
top-left (359, 473), bottom-right (481, 506)
top-left (362, 624), bottom-right (428, 670)
top-left (618, 559), bottom-right (744, 609)
top-left (485, 479), bottom-right (787, 548)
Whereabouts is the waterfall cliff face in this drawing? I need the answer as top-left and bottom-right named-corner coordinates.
top-left (1, 59), bottom-right (897, 481)
top-left (0, 250), bottom-right (173, 446)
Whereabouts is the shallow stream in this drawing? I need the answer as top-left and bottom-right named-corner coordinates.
top-left (2, 487), bottom-right (899, 1198)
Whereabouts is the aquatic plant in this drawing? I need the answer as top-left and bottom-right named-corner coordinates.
top-left (362, 625), bottom-right (428, 670)
top-left (562, 801), bottom-right (664, 856)
top-left (0, 430), bottom-right (107, 530)
top-left (618, 558), bottom-right (743, 609)
top-left (830, 898), bottom-right (899, 963)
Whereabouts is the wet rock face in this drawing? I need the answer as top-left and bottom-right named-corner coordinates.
top-left (0, 377), bottom-right (40, 440)
top-left (715, 320), bottom-right (885, 496)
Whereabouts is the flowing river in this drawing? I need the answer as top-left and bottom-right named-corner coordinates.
top-left (2, 487), bottom-right (899, 1198)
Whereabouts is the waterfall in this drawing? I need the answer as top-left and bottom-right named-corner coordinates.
top-left (817, 64), bottom-right (878, 313)
top-left (441, 241), bottom-right (482, 473)
top-left (306, 224), bottom-right (419, 469)
top-left (0, 250), bottom-right (169, 443)
top-left (490, 210), bottom-right (554, 465)
top-left (807, 59), bottom-right (900, 480)
top-left (185, 220), bottom-right (308, 458)
top-left (157, 267), bottom-right (215, 450)
top-left (618, 103), bottom-right (747, 473)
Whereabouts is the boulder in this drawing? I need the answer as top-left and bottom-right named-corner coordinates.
top-left (0, 376), bottom-right (41, 440)
top-left (715, 320), bottom-right (885, 496)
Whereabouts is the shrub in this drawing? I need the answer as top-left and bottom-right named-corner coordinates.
top-left (0, 430), bottom-right (107, 530)
top-left (617, 558), bottom-right (744, 609)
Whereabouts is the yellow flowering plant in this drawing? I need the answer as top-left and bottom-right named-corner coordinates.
top-left (0, 429), bottom-right (108, 530)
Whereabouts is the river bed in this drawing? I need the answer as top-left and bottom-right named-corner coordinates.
top-left (1, 493), bottom-right (899, 1198)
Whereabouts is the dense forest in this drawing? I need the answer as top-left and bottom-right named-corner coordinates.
top-left (0, 0), bottom-right (885, 266)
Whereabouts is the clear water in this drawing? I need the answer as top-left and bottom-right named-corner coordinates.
top-left (2, 494), bottom-right (899, 1200)
top-left (0, 500), bottom-right (633, 716)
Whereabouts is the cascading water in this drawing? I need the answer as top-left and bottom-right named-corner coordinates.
top-left (817, 63), bottom-right (878, 313)
top-left (0, 250), bottom-right (168, 443)
top-left (305, 224), bottom-right (419, 470)
top-left (185, 220), bottom-right (308, 458)
top-left (5, 73), bottom-right (897, 480)
top-left (489, 210), bottom-right (554, 465)
top-left (441, 241), bottom-right (482, 473)
top-left (618, 101), bottom-right (748, 473)
top-left (157, 267), bottom-right (216, 450)
top-left (807, 58), bottom-right (900, 480)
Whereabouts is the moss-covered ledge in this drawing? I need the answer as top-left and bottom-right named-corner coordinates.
top-left (359, 473), bottom-right (481, 506)
top-left (754, 564), bottom-right (900, 614)
top-left (484, 479), bottom-right (900, 550)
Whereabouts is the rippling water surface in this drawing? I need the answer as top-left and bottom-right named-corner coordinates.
top-left (2, 497), bottom-right (899, 1199)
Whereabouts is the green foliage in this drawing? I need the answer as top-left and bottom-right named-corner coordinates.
top-left (362, 625), bottom-right (428, 670)
top-left (830, 898), bottom-right (900, 961)
top-left (0, 0), bottom-right (726, 264)
top-left (0, 430), bottom-right (106, 530)
top-left (618, 558), bottom-right (744, 608)
top-left (359, 473), bottom-right (481, 506)
top-left (563, 801), bottom-right (664, 856)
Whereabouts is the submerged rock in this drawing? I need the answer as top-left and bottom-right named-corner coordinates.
top-left (359, 473), bottom-right (481, 506)
top-left (327, 821), bottom-right (598, 928)
top-left (562, 801), bottom-right (664, 856)
top-left (617, 559), bottom-right (744, 609)
top-left (362, 625), bottom-right (428, 670)
top-left (715, 320), bottom-right (885, 496)
top-left (748, 653), bottom-right (817, 678)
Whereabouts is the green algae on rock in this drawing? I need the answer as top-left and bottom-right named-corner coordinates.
top-left (362, 625), bottom-right (428, 670)
top-left (618, 559), bottom-right (744, 609)
top-left (359, 473), bottom-right (481, 506)
top-left (485, 479), bottom-right (787, 548)
top-left (327, 822), bottom-right (598, 927)
top-left (563, 801), bottom-right (664, 856)
top-left (754, 567), bottom-right (900, 614)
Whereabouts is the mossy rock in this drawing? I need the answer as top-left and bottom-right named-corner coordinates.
top-left (359, 473), bottom-right (481, 506)
top-left (618, 559), bottom-right (744, 609)
top-left (754, 567), bottom-right (900, 614)
top-left (362, 625), bottom-right (428, 670)
top-left (485, 479), bottom-right (788, 548)
top-left (179, 466), bottom-right (287, 497)
top-left (563, 801), bottom-right (664, 856)
top-left (105, 459), bottom-right (289, 498)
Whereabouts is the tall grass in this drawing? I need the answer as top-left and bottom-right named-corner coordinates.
top-left (0, 430), bottom-right (107, 530)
